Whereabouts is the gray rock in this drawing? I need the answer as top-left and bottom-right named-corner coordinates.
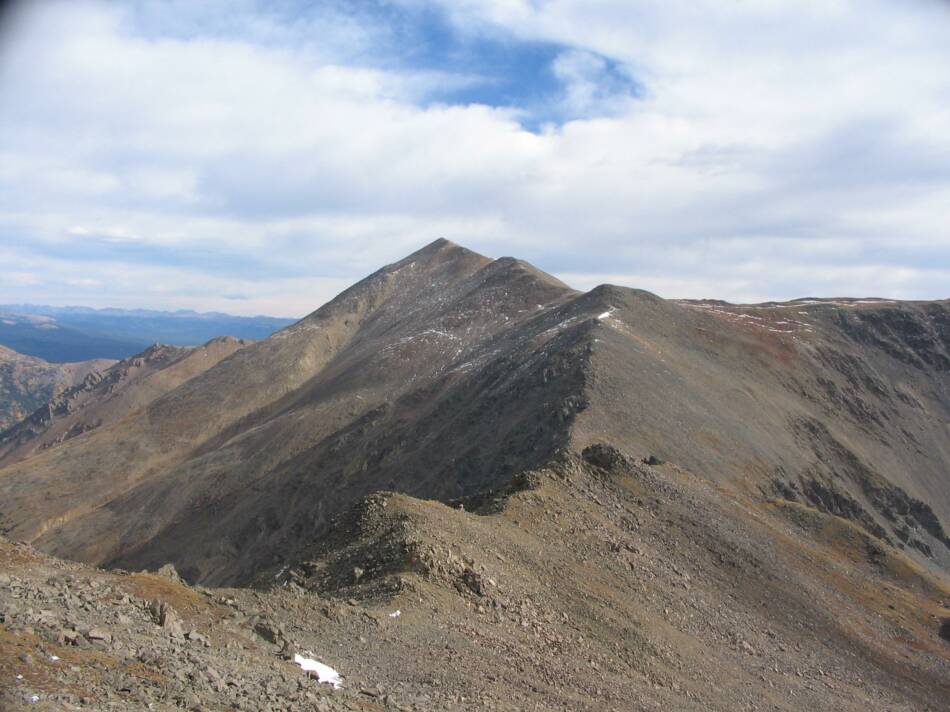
top-left (149, 600), bottom-right (183, 637)
top-left (86, 627), bottom-right (112, 644)
top-left (254, 620), bottom-right (285, 645)
top-left (155, 563), bottom-right (184, 584)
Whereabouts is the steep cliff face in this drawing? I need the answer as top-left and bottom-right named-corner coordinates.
top-left (0, 241), bottom-right (946, 587)
top-left (832, 300), bottom-right (950, 370)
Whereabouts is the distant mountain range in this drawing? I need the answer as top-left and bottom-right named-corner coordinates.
top-left (0, 304), bottom-right (294, 362)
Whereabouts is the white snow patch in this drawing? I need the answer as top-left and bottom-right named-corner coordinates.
top-left (394, 328), bottom-right (460, 347)
top-left (294, 654), bottom-right (343, 689)
top-left (389, 609), bottom-right (401, 618)
top-left (539, 315), bottom-right (579, 338)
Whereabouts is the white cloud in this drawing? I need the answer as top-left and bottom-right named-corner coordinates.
top-left (0, 0), bottom-right (948, 317)
top-left (550, 49), bottom-right (633, 119)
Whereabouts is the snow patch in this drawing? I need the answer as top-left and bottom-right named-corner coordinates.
top-left (294, 654), bottom-right (343, 689)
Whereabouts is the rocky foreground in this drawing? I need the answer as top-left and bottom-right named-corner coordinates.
top-left (3, 447), bottom-right (948, 711)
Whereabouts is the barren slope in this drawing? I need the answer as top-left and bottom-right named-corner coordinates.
top-left (0, 337), bottom-right (249, 467)
top-left (0, 240), bottom-right (583, 583)
top-left (0, 345), bottom-right (113, 431)
top-left (2, 449), bottom-right (947, 711)
top-left (571, 289), bottom-right (950, 570)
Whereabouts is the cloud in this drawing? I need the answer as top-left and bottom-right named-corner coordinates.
top-left (0, 0), bottom-right (947, 317)
top-left (550, 49), bottom-right (638, 120)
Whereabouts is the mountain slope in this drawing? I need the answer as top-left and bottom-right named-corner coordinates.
top-left (0, 345), bottom-right (113, 431)
top-left (0, 240), bottom-right (584, 583)
top-left (279, 450), bottom-right (949, 711)
top-left (572, 290), bottom-right (950, 567)
top-left (0, 336), bottom-right (249, 467)
top-left (3, 450), bottom-right (947, 711)
top-left (0, 240), bottom-right (947, 589)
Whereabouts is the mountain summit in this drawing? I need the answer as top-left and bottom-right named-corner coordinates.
top-left (0, 240), bottom-right (947, 587)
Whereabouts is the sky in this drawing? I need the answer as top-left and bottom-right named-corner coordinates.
top-left (0, 0), bottom-right (948, 317)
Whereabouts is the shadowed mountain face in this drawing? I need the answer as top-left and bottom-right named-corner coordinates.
top-left (0, 239), bottom-right (947, 586)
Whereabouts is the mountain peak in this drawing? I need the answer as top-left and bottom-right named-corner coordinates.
top-left (418, 236), bottom-right (457, 252)
top-left (389, 237), bottom-right (486, 272)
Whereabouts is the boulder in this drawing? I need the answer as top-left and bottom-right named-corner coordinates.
top-left (582, 443), bottom-right (630, 472)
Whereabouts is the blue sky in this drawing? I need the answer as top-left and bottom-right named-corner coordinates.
top-left (0, 0), bottom-right (948, 317)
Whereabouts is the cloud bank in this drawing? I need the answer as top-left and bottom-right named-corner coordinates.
top-left (1, 0), bottom-right (947, 316)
